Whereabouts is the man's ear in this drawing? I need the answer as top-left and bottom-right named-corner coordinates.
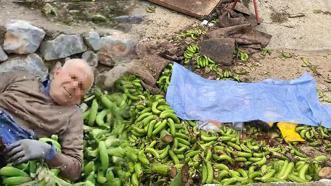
top-left (51, 62), bottom-right (62, 75)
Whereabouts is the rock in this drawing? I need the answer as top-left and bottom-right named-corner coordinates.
top-left (97, 32), bottom-right (138, 66)
top-left (115, 24), bottom-right (133, 33)
top-left (0, 53), bottom-right (48, 81)
top-left (113, 15), bottom-right (145, 24)
top-left (139, 54), bottom-right (170, 80)
top-left (83, 31), bottom-right (102, 51)
top-left (97, 46), bottom-right (114, 67)
top-left (199, 38), bottom-right (235, 66)
top-left (136, 39), bottom-right (183, 61)
top-left (135, 39), bottom-right (161, 57)
top-left (42, 3), bottom-right (57, 16)
top-left (96, 59), bottom-right (159, 93)
top-left (82, 50), bottom-right (98, 68)
top-left (3, 20), bottom-right (46, 54)
top-left (40, 34), bottom-right (87, 60)
top-left (319, 167), bottom-right (331, 179)
top-left (0, 46), bottom-right (8, 62)
top-left (96, 62), bottom-right (134, 88)
top-left (91, 14), bottom-right (107, 23)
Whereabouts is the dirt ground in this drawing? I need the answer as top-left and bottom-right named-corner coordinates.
top-left (0, 0), bottom-right (197, 36)
top-left (0, 0), bottom-right (330, 102)
top-left (236, 49), bottom-right (331, 99)
top-left (254, 0), bottom-right (331, 51)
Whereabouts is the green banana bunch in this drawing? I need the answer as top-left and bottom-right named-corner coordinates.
top-left (183, 44), bottom-right (199, 64)
top-left (114, 75), bottom-right (144, 101)
top-left (296, 125), bottom-right (330, 143)
top-left (157, 63), bottom-right (173, 92)
top-left (0, 166), bottom-right (32, 186)
top-left (39, 135), bottom-right (61, 152)
top-left (215, 69), bottom-right (241, 81)
top-left (0, 135), bottom-right (69, 186)
top-left (178, 26), bottom-right (206, 40)
top-left (326, 144), bottom-right (331, 152)
top-left (0, 163), bottom-right (81, 186)
top-left (237, 49), bottom-right (249, 62)
top-left (196, 55), bottom-right (214, 68)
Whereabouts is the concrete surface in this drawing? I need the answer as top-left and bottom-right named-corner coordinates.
top-left (252, 0), bottom-right (331, 51)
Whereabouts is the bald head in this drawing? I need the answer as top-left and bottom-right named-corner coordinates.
top-left (50, 58), bottom-right (94, 106)
top-left (62, 59), bottom-right (94, 90)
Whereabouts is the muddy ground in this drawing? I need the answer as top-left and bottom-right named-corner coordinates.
top-left (0, 0), bottom-right (330, 102)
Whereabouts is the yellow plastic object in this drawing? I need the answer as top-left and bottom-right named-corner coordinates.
top-left (267, 122), bottom-right (274, 127)
top-left (277, 122), bottom-right (305, 142)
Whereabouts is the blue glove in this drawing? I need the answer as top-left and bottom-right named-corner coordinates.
top-left (5, 139), bottom-right (56, 164)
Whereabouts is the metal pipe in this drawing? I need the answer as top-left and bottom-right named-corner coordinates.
top-left (252, 0), bottom-right (260, 24)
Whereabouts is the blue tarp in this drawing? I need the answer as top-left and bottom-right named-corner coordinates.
top-left (166, 63), bottom-right (331, 128)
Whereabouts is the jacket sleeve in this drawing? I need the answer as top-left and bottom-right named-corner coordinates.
top-left (45, 110), bottom-right (84, 181)
top-left (0, 71), bottom-right (19, 93)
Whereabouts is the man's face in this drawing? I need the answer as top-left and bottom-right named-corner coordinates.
top-left (50, 62), bottom-right (93, 106)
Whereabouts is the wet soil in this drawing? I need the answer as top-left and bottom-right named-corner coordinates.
top-left (15, 0), bottom-right (137, 26)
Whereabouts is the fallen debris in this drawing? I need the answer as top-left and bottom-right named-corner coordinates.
top-left (288, 13), bottom-right (305, 18)
top-left (147, 0), bottom-right (222, 18)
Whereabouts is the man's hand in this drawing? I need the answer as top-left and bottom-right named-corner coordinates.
top-left (5, 139), bottom-right (52, 164)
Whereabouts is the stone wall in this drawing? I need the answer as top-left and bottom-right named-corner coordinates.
top-left (0, 19), bottom-right (138, 82)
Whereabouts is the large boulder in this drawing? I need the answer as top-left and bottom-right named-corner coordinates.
top-left (40, 34), bottom-right (87, 60)
top-left (199, 38), bottom-right (235, 66)
top-left (0, 46), bottom-right (8, 62)
top-left (0, 53), bottom-right (48, 81)
top-left (3, 20), bottom-right (46, 54)
top-left (97, 31), bottom-right (138, 66)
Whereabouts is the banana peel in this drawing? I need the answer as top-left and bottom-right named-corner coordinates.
top-left (277, 122), bottom-right (305, 142)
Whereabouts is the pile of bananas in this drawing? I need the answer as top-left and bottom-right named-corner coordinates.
top-left (1, 73), bottom-right (330, 186)
top-left (81, 77), bottom-right (143, 185)
top-left (86, 65), bottom-right (329, 186)
top-left (82, 75), bottom-right (330, 186)
top-left (124, 88), bottom-right (329, 185)
top-left (195, 126), bottom-right (327, 185)
top-left (82, 125), bottom-right (142, 186)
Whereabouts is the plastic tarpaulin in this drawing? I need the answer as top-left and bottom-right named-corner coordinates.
top-left (166, 63), bottom-right (331, 128)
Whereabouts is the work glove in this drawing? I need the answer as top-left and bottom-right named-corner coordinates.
top-left (5, 139), bottom-right (55, 165)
